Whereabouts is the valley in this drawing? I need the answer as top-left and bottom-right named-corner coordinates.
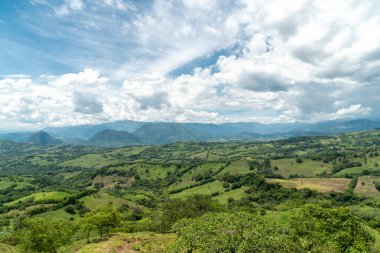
top-left (0, 130), bottom-right (380, 251)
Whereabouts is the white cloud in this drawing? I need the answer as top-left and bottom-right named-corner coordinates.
top-left (101, 0), bottom-right (135, 11)
top-left (56, 0), bottom-right (84, 16)
top-left (2, 0), bottom-right (380, 129)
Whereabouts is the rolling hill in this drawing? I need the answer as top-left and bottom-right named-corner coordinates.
top-left (27, 131), bottom-right (63, 145)
top-left (87, 129), bottom-right (142, 147)
top-left (2, 118), bottom-right (380, 146)
top-left (133, 123), bottom-right (208, 144)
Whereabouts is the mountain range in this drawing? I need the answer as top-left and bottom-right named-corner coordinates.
top-left (1, 118), bottom-right (380, 146)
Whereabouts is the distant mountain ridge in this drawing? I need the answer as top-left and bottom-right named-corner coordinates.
top-left (1, 118), bottom-right (380, 146)
top-left (134, 123), bottom-right (208, 144)
top-left (87, 129), bottom-right (141, 147)
top-left (27, 131), bottom-right (63, 145)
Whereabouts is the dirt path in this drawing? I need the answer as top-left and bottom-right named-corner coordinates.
top-left (117, 243), bottom-right (138, 253)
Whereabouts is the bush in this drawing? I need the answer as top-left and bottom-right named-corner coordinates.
top-left (289, 204), bottom-right (374, 252)
top-left (64, 205), bottom-right (76, 214)
top-left (20, 217), bottom-right (74, 252)
top-left (174, 212), bottom-right (302, 253)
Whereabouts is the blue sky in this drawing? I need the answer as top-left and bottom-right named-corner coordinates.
top-left (1, 0), bottom-right (380, 130)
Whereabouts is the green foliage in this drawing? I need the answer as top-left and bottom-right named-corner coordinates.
top-left (159, 195), bottom-right (222, 231)
top-left (348, 176), bottom-right (359, 190)
top-left (375, 182), bottom-right (380, 191)
top-left (173, 212), bottom-right (302, 253)
top-left (20, 217), bottom-right (74, 253)
top-left (79, 205), bottom-right (120, 241)
top-left (1, 131), bottom-right (380, 251)
top-left (64, 205), bottom-right (76, 214)
top-left (289, 204), bottom-right (374, 252)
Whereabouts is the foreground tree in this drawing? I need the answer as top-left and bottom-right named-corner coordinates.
top-left (173, 212), bottom-right (302, 253)
top-left (79, 204), bottom-right (120, 241)
top-left (160, 194), bottom-right (222, 231)
top-left (289, 204), bottom-right (374, 252)
top-left (21, 217), bottom-right (73, 253)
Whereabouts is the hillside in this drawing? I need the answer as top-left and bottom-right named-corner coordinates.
top-left (133, 122), bottom-right (208, 144)
top-left (1, 130), bottom-right (380, 252)
top-left (87, 129), bottom-right (141, 147)
top-left (2, 118), bottom-right (380, 146)
top-left (27, 131), bottom-right (63, 145)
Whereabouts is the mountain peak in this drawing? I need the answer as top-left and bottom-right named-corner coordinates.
top-left (87, 129), bottom-right (141, 147)
top-left (27, 131), bottom-right (63, 145)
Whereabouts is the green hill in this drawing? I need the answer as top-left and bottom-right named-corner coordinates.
top-left (0, 130), bottom-right (380, 252)
top-left (133, 123), bottom-right (208, 144)
top-left (27, 131), bottom-right (63, 145)
top-left (87, 129), bottom-right (141, 147)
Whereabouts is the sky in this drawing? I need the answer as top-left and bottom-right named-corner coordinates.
top-left (1, 0), bottom-right (380, 131)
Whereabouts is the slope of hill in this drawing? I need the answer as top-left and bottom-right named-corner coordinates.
top-left (27, 131), bottom-right (63, 145)
top-left (34, 118), bottom-right (380, 145)
top-left (0, 132), bottom-right (32, 143)
top-left (133, 123), bottom-right (208, 144)
top-left (87, 129), bottom-right (141, 147)
top-left (44, 120), bottom-right (144, 141)
top-left (1, 130), bottom-right (380, 251)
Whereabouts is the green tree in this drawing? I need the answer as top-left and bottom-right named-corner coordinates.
top-left (160, 195), bottom-right (222, 231)
top-left (174, 212), bottom-right (302, 253)
top-left (289, 204), bottom-right (374, 252)
top-left (21, 217), bottom-right (73, 253)
top-left (79, 205), bottom-right (120, 241)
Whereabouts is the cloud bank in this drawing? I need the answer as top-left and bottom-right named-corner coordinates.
top-left (0, 0), bottom-right (379, 130)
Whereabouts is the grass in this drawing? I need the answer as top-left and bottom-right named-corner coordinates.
top-left (80, 192), bottom-right (130, 210)
top-left (123, 193), bottom-right (150, 202)
top-left (168, 178), bottom-right (196, 191)
top-left (0, 177), bottom-right (34, 191)
top-left (365, 225), bottom-right (380, 252)
top-left (0, 179), bottom-right (14, 190)
top-left (112, 163), bottom-right (177, 180)
top-left (169, 162), bottom-right (225, 191)
top-left (354, 176), bottom-right (380, 199)
top-left (92, 175), bottom-right (124, 188)
top-left (57, 171), bottom-right (82, 179)
top-left (73, 232), bottom-right (176, 253)
top-left (59, 153), bottom-right (120, 169)
top-left (271, 158), bottom-right (331, 178)
top-left (4, 191), bottom-right (71, 207)
top-left (171, 180), bottom-right (225, 198)
top-left (37, 207), bottom-right (80, 221)
top-left (267, 178), bottom-right (350, 193)
top-left (348, 205), bottom-right (380, 224)
top-left (0, 244), bottom-right (18, 253)
top-left (213, 186), bottom-right (249, 204)
top-left (217, 160), bottom-right (250, 175)
top-left (265, 210), bottom-right (293, 224)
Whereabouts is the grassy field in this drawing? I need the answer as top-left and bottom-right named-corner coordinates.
top-left (168, 177), bottom-right (196, 191)
top-left (38, 207), bottom-right (81, 221)
top-left (0, 177), bottom-right (34, 190)
top-left (267, 178), bottom-right (350, 192)
top-left (80, 192), bottom-right (131, 210)
top-left (1, 131), bottom-right (380, 252)
top-left (348, 205), bottom-right (380, 225)
top-left (354, 176), bottom-right (380, 199)
top-left (0, 244), bottom-right (18, 253)
top-left (59, 153), bottom-right (120, 169)
top-left (73, 233), bottom-right (176, 253)
top-left (217, 160), bottom-right (250, 175)
top-left (271, 158), bottom-right (331, 178)
top-left (171, 180), bottom-right (225, 198)
top-left (4, 191), bottom-right (71, 207)
top-left (213, 186), bottom-right (249, 204)
top-left (110, 163), bottom-right (177, 180)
